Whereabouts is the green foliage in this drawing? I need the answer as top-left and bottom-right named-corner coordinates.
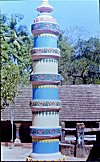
top-left (58, 33), bottom-right (100, 85)
top-left (1, 14), bottom-right (32, 109)
top-left (1, 64), bottom-right (19, 108)
top-left (58, 33), bottom-right (74, 84)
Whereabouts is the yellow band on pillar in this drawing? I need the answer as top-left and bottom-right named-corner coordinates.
top-left (32, 138), bottom-right (59, 143)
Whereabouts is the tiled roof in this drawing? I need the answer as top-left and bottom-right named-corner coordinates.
top-left (1, 85), bottom-right (32, 122)
top-left (1, 85), bottom-right (100, 122)
top-left (59, 85), bottom-right (100, 122)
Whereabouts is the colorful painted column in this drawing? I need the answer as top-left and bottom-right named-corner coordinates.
top-left (28, 0), bottom-right (66, 161)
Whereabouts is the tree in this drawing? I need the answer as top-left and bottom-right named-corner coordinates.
top-left (58, 32), bottom-right (100, 85)
top-left (1, 14), bottom-right (32, 109)
top-left (71, 37), bottom-right (100, 84)
top-left (58, 33), bottom-right (74, 84)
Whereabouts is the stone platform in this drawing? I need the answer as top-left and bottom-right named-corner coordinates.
top-left (1, 143), bottom-right (88, 161)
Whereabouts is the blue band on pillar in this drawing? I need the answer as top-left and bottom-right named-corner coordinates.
top-left (34, 36), bottom-right (57, 48)
top-left (32, 141), bottom-right (59, 154)
top-left (32, 87), bottom-right (59, 100)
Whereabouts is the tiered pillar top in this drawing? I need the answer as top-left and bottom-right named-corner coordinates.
top-left (37, 0), bottom-right (53, 13)
top-left (31, 0), bottom-right (60, 36)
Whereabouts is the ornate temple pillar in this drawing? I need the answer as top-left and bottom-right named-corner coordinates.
top-left (14, 123), bottom-right (21, 145)
top-left (27, 0), bottom-right (66, 161)
top-left (75, 123), bottom-right (85, 158)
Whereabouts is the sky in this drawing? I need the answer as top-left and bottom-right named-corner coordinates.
top-left (1, 0), bottom-right (100, 40)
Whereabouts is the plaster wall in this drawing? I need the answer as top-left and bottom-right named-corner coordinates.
top-left (32, 112), bottom-right (59, 127)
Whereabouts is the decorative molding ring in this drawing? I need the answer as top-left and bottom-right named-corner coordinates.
top-left (31, 108), bottom-right (60, 112)
top-left (37, 5), bottom-right (53, 13)
top-left (31, 22), bottom-right (60, 35)
top-left (33, 59), bottom-right (58, 63)
top-left (32, 138), bottom-right (59, 143)
top-left (33, 33), bottom-right (58, 38)
top-left (30, 128), bottom-right (61, 136)
top-left (30, 100), bottom-right (61, 108)
top-left (30, 74), bottom-right (61, 82)
top-left (31, 54), bottom-right (60, 60)
top-left (30, 48), bottom-right (60, 55)
top-left (32, 111), bottom-right (59, 116)
top-left (32, 85), bottom-right (58, 88)
top-left (30, 135), bottom-right (60, 139)
top-left (31, 81), bottom-right (60, 85)
top-left (32, 22), bottom-right (59, 31)
top-left (34, 17), bottom-right (56, 23)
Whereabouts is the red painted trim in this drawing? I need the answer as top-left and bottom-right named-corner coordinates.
top-left (31, 54), bottom-right (60, 60)
top-left (31, 82), bottom-right (59, 86)
top-left (30, 81), bottom-right (60, 85)
top-left (32, 29), bottom-right (59, 36)
top-left (31, 107), bottom-right (61, 112)
top-left (30, 135), bottom-right (60, 139)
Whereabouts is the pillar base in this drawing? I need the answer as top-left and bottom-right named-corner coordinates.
top-left (76, 145), bottom-right (85, 158)
top-left (14, 138), bottom-right (22, 146)
top-left (26, 152), bottom-right (66, 161)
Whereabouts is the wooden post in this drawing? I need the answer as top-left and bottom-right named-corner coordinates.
top-left (97, 122), bottom-right (100, 128)
top-left (60, 121), bottom-right (65, 142)
top-left (75, 123), bottom-right (85, 158)
top-left (96, 122), bottom-right (100, 144)
top-left (76, 123), bottom-right (85, 146)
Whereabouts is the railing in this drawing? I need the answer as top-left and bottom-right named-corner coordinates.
top-left (60, 124), bottom-right (100, 158)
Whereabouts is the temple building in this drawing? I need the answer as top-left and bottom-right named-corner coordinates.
top-left (1, 0), bottom-right (100, 160)
top-left (1, 85), bottom-right (100, 157)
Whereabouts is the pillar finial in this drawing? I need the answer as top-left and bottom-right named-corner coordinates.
top-left (37, 0), bottom-right (53, 13)
top-left (41, 0), bottom-right (49, 6)
top-left (42, 0), bottom-right (48, 3)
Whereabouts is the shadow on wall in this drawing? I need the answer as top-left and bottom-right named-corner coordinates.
top-left (1, 121), bottom-right (32, 143)
top-left (1, 121), bottom-right (16, 142)
top-left (19, 122), bottom-right (32, 143)
top-left (86, 144), bottom-right (100, 162)
top-left (86, 131), bottom-right (100, 162)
